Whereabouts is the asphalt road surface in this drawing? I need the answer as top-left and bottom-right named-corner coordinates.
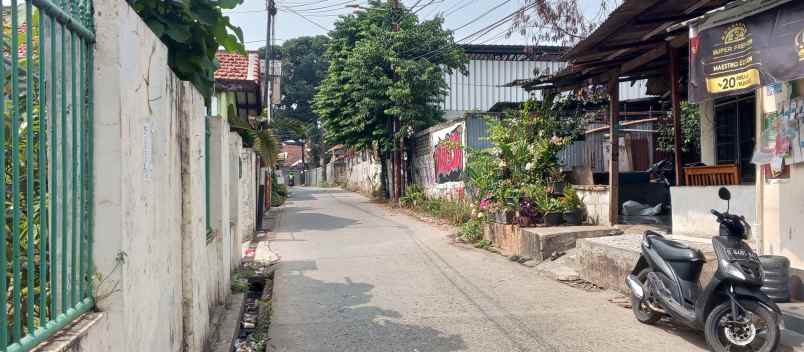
top-left (267, 187), bottom-right (708, 352)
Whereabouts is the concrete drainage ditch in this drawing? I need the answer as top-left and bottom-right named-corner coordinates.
top-left (232, 267), bottom-right (274, 352)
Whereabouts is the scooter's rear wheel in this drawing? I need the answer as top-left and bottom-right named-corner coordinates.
top-left (705, 300), bottom-right (780, 352)
top-left (631, 268), bottom-right (661, 324)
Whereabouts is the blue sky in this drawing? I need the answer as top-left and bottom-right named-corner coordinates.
top-left (226, 0), bottom-right (614, 50)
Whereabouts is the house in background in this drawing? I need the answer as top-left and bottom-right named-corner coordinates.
top-left (212, 51), bottom-right (263, 120)
top-left (278, 142), bottom-right (304, 185)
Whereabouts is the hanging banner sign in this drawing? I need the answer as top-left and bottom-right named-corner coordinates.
top-left (689, 0), bottom-right (804, 102)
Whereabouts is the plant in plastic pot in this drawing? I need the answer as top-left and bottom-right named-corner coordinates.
top-left (539, 197), bottom-right (564, 227)
top-left (562, 185), bottom-right (582, 225)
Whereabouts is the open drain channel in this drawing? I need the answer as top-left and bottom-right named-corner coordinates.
top-left (233, 269), bottom-right (273, 352)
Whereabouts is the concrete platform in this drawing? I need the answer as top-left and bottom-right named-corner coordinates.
top-left (483, 223), bottom-right (621, 261)
top-left (522, 226), bottom-right (623, 261)
top-left (576, 234), bottom-right (716, 294)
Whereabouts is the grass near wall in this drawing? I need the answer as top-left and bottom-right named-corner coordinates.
top-left (399, 185), bottom-right (482, 242)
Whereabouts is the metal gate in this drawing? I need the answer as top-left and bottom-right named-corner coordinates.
top-left (2, 1), bottom-right (95, 350)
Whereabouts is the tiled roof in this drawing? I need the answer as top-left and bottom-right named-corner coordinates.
top-left (214, 51), bottom-right (261, 83)
top-left (281, 143), bottom-right (303, 169)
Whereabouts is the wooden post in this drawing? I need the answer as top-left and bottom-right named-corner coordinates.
top-left (608, 71), bottom-right (620, 226)
top-left (670, 44), bottom-right (684, 186)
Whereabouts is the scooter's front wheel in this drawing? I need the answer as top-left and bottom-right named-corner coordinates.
top-left (631, 268), bottom-right (661, 324)
top-left (705, 300), bottom-right (780, 352)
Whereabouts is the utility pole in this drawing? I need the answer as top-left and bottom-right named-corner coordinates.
top-left (264, 0), bottom-right (277, 119)
top-left (390, 0), bottom-right (402, 203)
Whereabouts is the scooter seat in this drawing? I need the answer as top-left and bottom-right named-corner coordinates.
top-left (647, 236), bottom-right (705, 262)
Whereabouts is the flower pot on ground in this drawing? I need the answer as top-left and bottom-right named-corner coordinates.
top-left (544, 212), bottom-right (563, 226)
top-left (563, 210), bottom-right (580, 225)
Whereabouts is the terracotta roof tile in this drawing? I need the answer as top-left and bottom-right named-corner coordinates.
top-left (215, 51), bottom-right (262, 83)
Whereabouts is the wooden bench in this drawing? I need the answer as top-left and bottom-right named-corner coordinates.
top-left (684, 164), bottom-right (740, 186)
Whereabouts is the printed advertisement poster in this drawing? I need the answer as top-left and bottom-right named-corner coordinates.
top-left (689, 1), bottom-right (804, 102)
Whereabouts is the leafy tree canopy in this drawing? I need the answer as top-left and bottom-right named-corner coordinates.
top-left (260, 36), bottom-right (330, 126)
top-left (312, 0), bottom-right (467, 153)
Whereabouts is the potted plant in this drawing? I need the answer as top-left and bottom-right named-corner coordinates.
top-left (496, 203), bottom-right (516, 224)
top-left (517, 197), bottom-right (537, 227)
top-left (562, 185), bottom-right (582, 225)
top-left (539, 197), bottom-right (564, 226)
top-left (520, 184), bottom-right (546, 225)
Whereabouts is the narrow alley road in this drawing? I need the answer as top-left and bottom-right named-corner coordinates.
top-left (267, 188), bottom-right (708, 352)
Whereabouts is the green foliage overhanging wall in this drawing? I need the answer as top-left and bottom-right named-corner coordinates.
top-left (127, 0), bottom-right (246, 99)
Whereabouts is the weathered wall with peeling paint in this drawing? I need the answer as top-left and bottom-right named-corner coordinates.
top-left (35, 1), bottom-right (250, 351)
top-left (343, 150), bottom-right (382, 196)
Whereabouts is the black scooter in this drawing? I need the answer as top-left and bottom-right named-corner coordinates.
top-left (626, 187), bottom-right (782, 352)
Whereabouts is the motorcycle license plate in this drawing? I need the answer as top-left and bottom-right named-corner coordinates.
top-left (725, 247), bottom-right (758, 260)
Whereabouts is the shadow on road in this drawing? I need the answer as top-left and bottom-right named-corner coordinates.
top-left (271, 260), bottom-right (467, 352)
top-left (652, 319), bottom-right (709, 350)
top-left (279, 206), bottom-right (359, 232)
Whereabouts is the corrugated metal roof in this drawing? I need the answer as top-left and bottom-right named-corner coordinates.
top-left (515, 0), bottom-right (732, 91)
top-left (442, 59), bottom-right (566, 112)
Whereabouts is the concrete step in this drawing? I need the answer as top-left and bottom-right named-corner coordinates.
top-left (576, 234), bottom-right (716, 294)
top-left (521, 226), bottom-right (623, 261)
top-left (483, 223), bottom-right (621, 261)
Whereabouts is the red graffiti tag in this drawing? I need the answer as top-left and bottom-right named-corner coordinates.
top-left (433, 127), bottom-right (463, 183)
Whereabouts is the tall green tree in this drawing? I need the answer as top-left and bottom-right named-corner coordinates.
top-left (312, 0), bottom-right (467, 196)
top-left (259, 36), bottom-right (330, 167)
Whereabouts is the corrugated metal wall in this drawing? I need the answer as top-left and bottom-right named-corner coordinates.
top-left (441, 60), bottom-right (651, 116)
top-left (560, 120), bottom-right (660, 173)
top-left (442, 60), bottom-right (566, 113)
top-left (466, 115), bottom-right (494, 150)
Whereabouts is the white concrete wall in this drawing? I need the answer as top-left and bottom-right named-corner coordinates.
top-left (699, 100), bottom-right (717, 165)
top-left (344, 151), bottom-right (381, 196)
top-left (238, 149), bottom-right (257, 245)
top-left (208, 116), bottom-right (232, 307)
top-left (60, 1), bottom-right (250, 351)
top-left (671, 185), bottom-right (756, 238)
top-left (575, 185), bottom-right (611, 226)
top-left (89, 1), bottom-right (187, 350)
top-left (759, 79), bottom-right (804, 270)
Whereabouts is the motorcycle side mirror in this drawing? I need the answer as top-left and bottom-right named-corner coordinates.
top-left (718, 187), bottom-right (731, 213)
top-left (718, 187), bottom-right (731, 201)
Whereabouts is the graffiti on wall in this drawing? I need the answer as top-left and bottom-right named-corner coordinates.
top-left (433, 125), bottom-right (464, 184)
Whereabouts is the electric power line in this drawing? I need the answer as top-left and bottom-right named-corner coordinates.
top-left (412, 1), bottom-right (538, 61)
top-left (442, 0), bottom-right (476, 17)
top-left (451, 0), bottom-right (513, 32)
top-left (283, 6), bottom-right (332, 32)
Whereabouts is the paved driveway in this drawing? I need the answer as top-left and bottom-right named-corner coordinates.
top-left (267, 187), bottom-right (707, 352)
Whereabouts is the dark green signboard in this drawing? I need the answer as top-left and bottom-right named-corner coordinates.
top-left (689, 0), bottom-right (804, 102)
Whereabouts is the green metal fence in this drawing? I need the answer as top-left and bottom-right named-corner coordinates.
top-left (2, 0), bottom-right (95, 351)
